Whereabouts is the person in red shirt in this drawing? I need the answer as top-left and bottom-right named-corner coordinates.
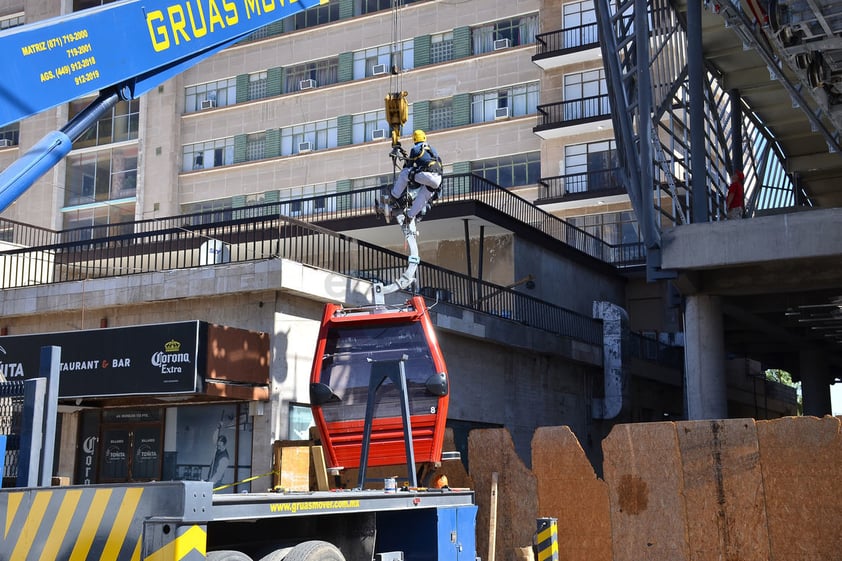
top-left (726, 170), bottom-right (744, 219)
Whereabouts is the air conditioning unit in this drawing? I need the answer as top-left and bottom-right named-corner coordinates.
top-left (495, 106), bottom-right (510, 119)
top-left (200, 98), bottom-right (217, 109)
top-left (299, 79), bottom-right (317, 90)
top-left (372, 129), bottom-right (387, 140)
top-left (298, 141), bottom-right (312, 153)
top-left (0, 139), bottom-right (13, 147)
top-left (372, 63), bottom-right (388, 75)
top-left (493, 38), bottom-right (510, 50)
top-left (199, 239), bottom-right (230, 265)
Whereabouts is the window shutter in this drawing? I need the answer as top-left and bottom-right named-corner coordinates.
top-left (236, 74), bottom-right (249, 103)
top-left (265, 129), bottom-right (281, 158)
top-left (234, 135), bottom-right (247, 164)
top-left (338, 52), bottom-right (354, 82)
top-left (267, 67), bottom-right (283, 97)
top-left (337, 115), bottom-right (353, 146)
top-left (414, 35), bottom-right (431, 67)
top-left (453, 26), bottom-right (472, 59)
top-left (452, 93), bottom-right (471, 127)
top-left (339, 0), bottom-right (354, 19)
top-left (336, 178), bottom-right (352, 211)
top-left (413, 100), bottom-right (430, 132)
top-left (264, 21), bottom-right (283, 37)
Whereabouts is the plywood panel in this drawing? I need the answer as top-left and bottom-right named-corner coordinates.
top-left (603, 422), bottom-right (688, 561)
top-left (757, 415), bottom-right (842, 560)
top-left (279, 446), bottom-right (311, 491)
top-left (469, 428), bottom-right (537, 561)
top-left (676, 419), bottom-right (768, 561)
top-left (532, 426), bottom-right (612, 561)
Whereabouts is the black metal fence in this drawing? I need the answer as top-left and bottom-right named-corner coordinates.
top-left (3, 173), bottom-right (641, 266)
top-left (536, 95), bottom-right (612, 130)
top-left (0, 173), bottom-right (664, 353)
top-left (535, 23), bottom-right (600, 58)
top-left (538, 169), bottom-right (625, 200)
top-left (0, 212), bottom-right (606, 346)
top-left (0, 381), bottom-right (24, 483)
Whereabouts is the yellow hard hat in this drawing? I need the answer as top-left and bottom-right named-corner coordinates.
top-left (412, 130), bottom-right (426, 143)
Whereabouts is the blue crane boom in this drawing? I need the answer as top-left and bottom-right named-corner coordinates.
top-left (0, 0), bottom-right (325, 212)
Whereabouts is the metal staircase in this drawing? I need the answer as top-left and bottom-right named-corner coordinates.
top-left (594, 0), bottom-right (801, 278)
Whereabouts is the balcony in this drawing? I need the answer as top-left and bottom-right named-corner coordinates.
top-left (534, 94), bottom-right (612, 139)
top-left (533, 24), bottom-right (601, 69)
top-left (535, 168), bottom-right (625, 205)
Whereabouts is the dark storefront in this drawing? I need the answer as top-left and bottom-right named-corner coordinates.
top-left (0, 321), bottom-right (268, 490)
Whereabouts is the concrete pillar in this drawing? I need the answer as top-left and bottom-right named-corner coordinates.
top-left (684, 294), bottom-right (728, 419)
top-left (800, 351), bottom-right (832, 416)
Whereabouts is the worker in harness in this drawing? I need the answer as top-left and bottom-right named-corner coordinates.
top-left (389, 129), bottom-right (443, 233)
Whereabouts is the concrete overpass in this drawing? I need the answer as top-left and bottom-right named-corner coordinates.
top-left (663, 204), bottom-right (842, 418)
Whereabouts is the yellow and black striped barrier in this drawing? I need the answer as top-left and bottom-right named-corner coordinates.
top-left (0, 482), bottom-right (211, 561)
top-left (535, 517), bottom-right (559, 561)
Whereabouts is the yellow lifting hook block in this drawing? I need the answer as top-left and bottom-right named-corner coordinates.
top-left (385, 91), bottom-right (409, 146)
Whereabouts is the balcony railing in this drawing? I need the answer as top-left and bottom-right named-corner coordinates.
top-left (535, 94), bottom-right (611, 131)
top-left (0, 213), bottom-right (605, 347)
top-left (41, 174), bottom-right (635, 264)
top-left (0, 173), bottom-right (645, 282)
top-left (537, 169), bottom-right (625, 201)
top-left (0, 218), bottom-right (58, 247)
top-left (534, 24), bottom-right (600, 60)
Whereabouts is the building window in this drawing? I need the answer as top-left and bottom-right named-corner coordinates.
top-left (73, 0), bottom-right (119, 10)
top-left (288, 403), bottom-right (315, 440)
top-left (282, 2), bottom-right (341, 32)
top-left (185, 78), bottom-right (237, 113)
top-left (69, 99), bottom-right (139, 149)
top-left (471, 82), bottom-right (539, 123)
top-left (352, 108), bottom-right (413, 144)
top-left (64, 145), bottom-right (138, 207)
top-left (351, 175), bottom-right (394, 193)
top-left (428, 99), bottom-right (453, 131)
top-left (430, 31), bottom-right (454, 64)
top-left (353, 41), bottom-right (414, 78)
top-left (280, 118), bottom-right (339, 155)
top-left (279, 183), bottom-right (335, 216)
top-left (245, 25), bottom-right (275, 42)
top-left (183, 138), bottom-right (235, 172)
top-left (568, 211), bottom-right (641, 247)
top-left (248, 71), bottom-right (268, 101)
top-left (564, 140), bottom-right (618, 193)
top-left (353, 110), bottom-right (389, 143)
top-left (472, 14), bottom-right (539, 54)
top-left (563, 0), bottom-right (598, 48)
top-left (246, 132), bottom-right (266, 161)
top-left (563, 69), bottom-right (609, 120)
top-left (182, 200), bottom-right (234, 224)
top-left (471, 152), bottom-right (541, 189)
top-left (62, 203), bottom-right (136, 236)
top-left (0, 123), bottom-right (20, 147)
top-left (0, 12), bottom-right (24, 30)
top-left (286, 58), bottom-right (339, 91)
top-left (355, 0), bottom-right (421, 15)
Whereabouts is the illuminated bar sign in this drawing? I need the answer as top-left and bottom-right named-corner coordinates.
top-left (0, 321), bottom-right (269, 399)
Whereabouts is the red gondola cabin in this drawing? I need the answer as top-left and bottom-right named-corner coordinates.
top-left (309, 296), bottom-right (449, 472)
